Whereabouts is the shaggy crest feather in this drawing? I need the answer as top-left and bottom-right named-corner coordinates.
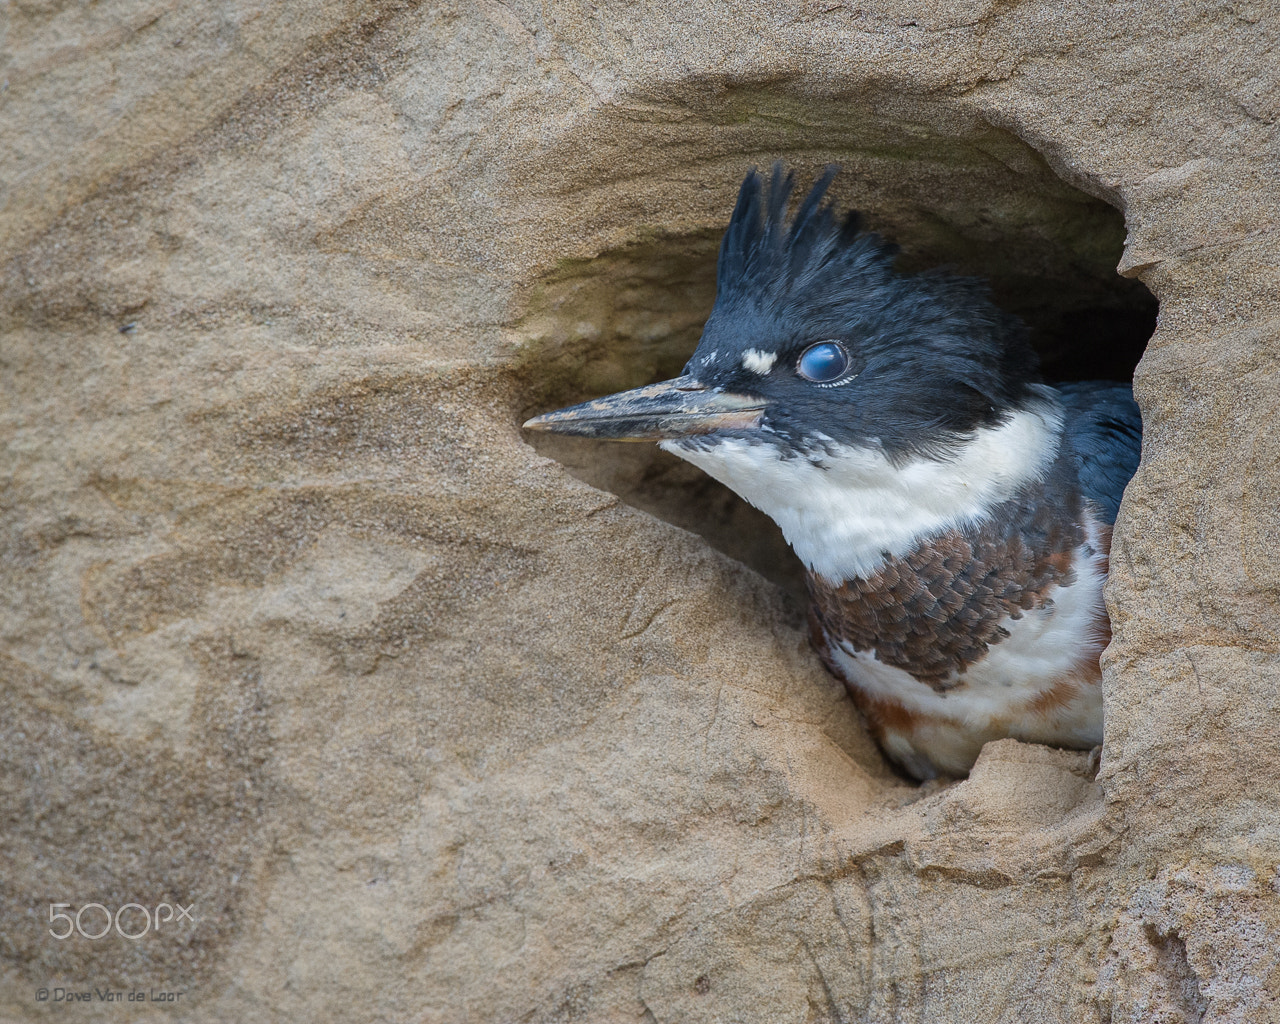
top-left (715, 164), bottom-right (897, 321)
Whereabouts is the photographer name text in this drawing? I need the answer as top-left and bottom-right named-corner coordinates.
top-left (36, 987), bottom-right (185, 1004)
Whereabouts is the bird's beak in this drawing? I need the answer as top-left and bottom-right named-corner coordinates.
top-left (522, 375), bottom-right (766, 441)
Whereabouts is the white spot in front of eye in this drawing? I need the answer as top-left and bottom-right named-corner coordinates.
top-left (742, 349), bottom-right (777, 375)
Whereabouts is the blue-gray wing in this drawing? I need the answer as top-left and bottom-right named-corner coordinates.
top-left (1053, 382), bottom-right (1142, 526)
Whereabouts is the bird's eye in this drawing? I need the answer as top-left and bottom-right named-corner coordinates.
top-left (797, 341), bottom-right (851, 384)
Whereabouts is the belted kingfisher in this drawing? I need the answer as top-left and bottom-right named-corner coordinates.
top-left (524, 165), bottom-right (1142, 780)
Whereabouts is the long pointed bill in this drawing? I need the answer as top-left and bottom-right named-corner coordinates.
top-left (523, 375), bottom-right (767, 441)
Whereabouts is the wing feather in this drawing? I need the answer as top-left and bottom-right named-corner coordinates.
top-left (1053, 382), bottom-right (1142, 525)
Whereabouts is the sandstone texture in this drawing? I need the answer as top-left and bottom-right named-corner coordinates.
top-left (3, 2), bottom-right (1279, 1022)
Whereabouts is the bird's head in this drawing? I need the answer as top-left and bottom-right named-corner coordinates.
top-left (525, 164), bottom-right (1063, 581)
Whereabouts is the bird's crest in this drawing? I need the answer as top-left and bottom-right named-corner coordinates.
top-left (713, 163), bottom-right (898, 322)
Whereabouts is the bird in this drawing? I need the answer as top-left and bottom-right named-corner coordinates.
top-left (523, 164), bottom-right (1142, 780)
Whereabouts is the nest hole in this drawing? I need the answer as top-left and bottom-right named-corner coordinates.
top-left (517, 128), bottom-right (1155, 602)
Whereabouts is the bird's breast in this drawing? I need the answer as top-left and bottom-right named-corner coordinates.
top-left (807, 507), bottom-right (1086, 690)
top-left (808, 494), bottom-right (1114, 778)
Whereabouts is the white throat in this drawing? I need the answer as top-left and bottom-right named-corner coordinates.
top-left (662, 404), bottom-right (1064, 582)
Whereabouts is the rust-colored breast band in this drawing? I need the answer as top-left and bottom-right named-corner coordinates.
top-left (807, 488), bottom-right (1088, 691)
